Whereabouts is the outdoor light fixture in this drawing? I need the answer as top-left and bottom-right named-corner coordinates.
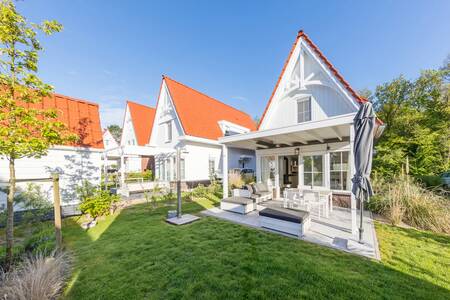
top-left (294, 148), bottom-right (300, 156)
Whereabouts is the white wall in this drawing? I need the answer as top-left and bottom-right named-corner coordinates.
top-left (121, 106), bottom-right (138, 147)
top-left (0, 146), bottom-right (103, 209)
top-left (103, 129), bottom-right (119, 150)
top-left (259, 38), bottom-right (359, 131)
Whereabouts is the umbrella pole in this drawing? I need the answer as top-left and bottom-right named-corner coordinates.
top-left (358, 194), bottom-right (365, 243)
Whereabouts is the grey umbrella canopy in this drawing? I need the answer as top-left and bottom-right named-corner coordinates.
top-left (351, 101), bottom-right (376, 243)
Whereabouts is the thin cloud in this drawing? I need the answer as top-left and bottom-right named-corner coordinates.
top-left (231, 96), bottom-right (249, 101)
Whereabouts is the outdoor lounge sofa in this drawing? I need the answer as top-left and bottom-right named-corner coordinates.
top-left (259, 207), bottom-right (311, 237)
top-left (244, 183), bottom-right (272, 203)
top-left (220, 196), bottom-right (255, 214)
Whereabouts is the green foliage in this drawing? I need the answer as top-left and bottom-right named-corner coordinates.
top-left (107, 124), bottom-right (122, 142)
top-left (79, 190), bottom-right (119, 219)
top-left (416, 175), bottom-right (442, 188)
top-left (23, 223), bottom-right (55, 257)
top-left (126, 170), bottom-right (153, 181)
top-left (75, 180), bottom-right (96, 202)
top-left (15, 183), bottom-right (53, 224)
top-left (0, 0), bottom-right (75, 161)
top-left (372, 67), bottom-right (450, 178)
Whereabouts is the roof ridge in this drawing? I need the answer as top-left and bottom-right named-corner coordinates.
top-left (126, 100), bottom-right (156, 110)
top-left (163, 75), bottom-right (253, 118)
top-left (53, 93), bottom-right (99, 107)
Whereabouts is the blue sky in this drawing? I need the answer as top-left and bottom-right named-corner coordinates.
top-left (19, 0), bottom-right (450, 127)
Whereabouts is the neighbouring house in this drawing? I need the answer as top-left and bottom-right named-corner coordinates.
top-left (148, 76), bottom-right (257, 186)
top-left (118, 101), bottom-right (156, 174)
top-left (0, 93), bottom-right (104, 209)
top-left (102, 128), bottom-right (119, 169)
top-left (219, 31), bottom-right (384, 233)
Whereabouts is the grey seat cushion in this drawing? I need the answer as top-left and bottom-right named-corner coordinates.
top-left (222, 197), bottom-right (254, 205)
top-left (254, 182), bottom-right (269, 193)
top-left (259, 207), bottom-right (309, 224)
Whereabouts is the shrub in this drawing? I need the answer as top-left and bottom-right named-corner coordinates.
top-left (228, 170), bottom-right (244, 190)
top-left (369, 174), bottom-right (450, 233)
top-left (416, 175), bottom-right (442, 188)
top-left (79, 190), bottom-right (120, 219)
top-left (76, 180), bottom-right (96, 202)
top-left (126, 170), bottom-right (153, 181)
top-left (0, 251), bottom-right (69, 300)
top-left (23, 223), bottom-right (55, 257)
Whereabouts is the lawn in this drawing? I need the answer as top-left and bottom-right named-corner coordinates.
top-left (59, 198), bottom-right (450, 299)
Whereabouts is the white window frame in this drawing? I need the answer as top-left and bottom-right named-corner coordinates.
top-left (301, 154), bottom-right (324, 187)
top-left (297, 96), bottom-right (312, 123)
top-left (329, 151), bottom-right (350, 191)
top-left (165, 121), bottom-right (172, 143)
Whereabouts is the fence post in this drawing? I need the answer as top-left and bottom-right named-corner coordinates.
top-left (52, 173), bottom-right (62, 249)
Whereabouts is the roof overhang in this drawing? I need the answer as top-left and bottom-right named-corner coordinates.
top-left (104, 145), bottom-right (175, 158)
top-left (219, 113), bottom-right (356, 150)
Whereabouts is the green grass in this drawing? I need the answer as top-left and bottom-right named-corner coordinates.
top-left (59, 198), bottom-right (450, 299)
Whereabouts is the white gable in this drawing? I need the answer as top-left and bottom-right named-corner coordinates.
top-left (259, 36), bottom-right (360, 131)
top-left (120, 104), bottom-right (138, 146)
top-left (103, 129), bottom-right (119, 150)
top-left (149, 80), bottom-right (184, 147)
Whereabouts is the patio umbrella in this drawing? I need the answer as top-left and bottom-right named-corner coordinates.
top-left (351, 102), bottom-right (376, 243)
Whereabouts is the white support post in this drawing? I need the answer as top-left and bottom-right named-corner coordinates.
top-left (349, 124), bottom-right (358, 235)
top-left (256, 154), bottom-right (261, 183)
top-left (324, 152), bottom-right (330, 189)
top-left (275, 155), bottom-right (280, 199)
top-left (120, 153), bottom-right (125, 187)
top-left (222, 144), bottom-right (228, 198)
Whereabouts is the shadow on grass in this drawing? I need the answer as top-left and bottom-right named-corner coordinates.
top-left (61, 200), bottom-right (450, 299)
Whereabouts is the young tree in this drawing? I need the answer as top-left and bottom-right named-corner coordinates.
top-left (0, 0), bottom-right (75, 268)
top-left (107, 124), bottom-right (122, 142)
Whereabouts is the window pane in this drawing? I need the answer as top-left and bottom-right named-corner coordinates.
top-left (342, 171), bottom-right (348, 190)
top-left (314, 172), bottom-right (323, 186)
top-left (330, 152), bottom-right (340, 171)
top-left (330, 171), bottom-right (342, 190)
top-left (313, 155), bottom-right (323, 172)
top-left (304, 156), bottom-right (312, 172)
top-left (304, 173), bottom-right (312, 186)
top-left (342, 152), bottom-right (349, 171)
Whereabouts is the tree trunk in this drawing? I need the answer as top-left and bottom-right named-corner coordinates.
top-left (5, 158), bottom-right (15, 270)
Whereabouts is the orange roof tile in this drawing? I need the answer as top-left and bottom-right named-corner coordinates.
top-left (127, 101), bottom-right (156, 146)
top-left (258, 30), bottom-right (369, 130)
top-left (17, 93), bottom-right (104, 149)
top-left (162, 76), bottom-right (256, 140)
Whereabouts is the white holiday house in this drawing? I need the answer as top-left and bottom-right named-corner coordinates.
top-left (0, 93), bottom-right (104, 208)
top-left (219, 31), bottom-right (383, 233)
top-left (149, 76), bottom-right (257, 186)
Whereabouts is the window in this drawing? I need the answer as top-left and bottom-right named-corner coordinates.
top-left (297, 97), bottom-right (311, 123)
top-left (261, 156), bottom-right (276, 185)
top-left (330, 151), bottom-right (349, 190)
top-left (208, 158), bottom-right (215, 177)
top-left (165, 122), bottom-right (172, 143)
top-left (303, 155), bottom-right (323, 187)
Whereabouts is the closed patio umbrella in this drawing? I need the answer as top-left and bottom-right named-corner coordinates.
top-left (351, 102), bottom-right (376, 243)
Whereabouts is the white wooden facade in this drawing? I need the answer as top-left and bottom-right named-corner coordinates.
top-left (149, 78), bottom-right (256, 183)
top-left (219, 31), bottom-right (381, 234)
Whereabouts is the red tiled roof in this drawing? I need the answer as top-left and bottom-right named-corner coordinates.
top-left (19, 93), bottom-right (104, 149)
top-left (162, 76), bottom-right (256, 140)
top-left (258, 30), bottom-right (369, 130)
top-left (127, 101), bottom-right (156, 146)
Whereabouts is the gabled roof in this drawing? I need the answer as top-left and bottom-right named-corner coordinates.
top-left (162, 76), bottom-right (256, 140)
top-left (258, 30), bottom-right (368, 130)
top-left (19, 93), bottom-right (104, 149)
top-left (127, 101), bottom-right (156, 146)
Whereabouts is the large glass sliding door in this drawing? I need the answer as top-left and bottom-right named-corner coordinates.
top-left (261, 156), bottom-right (276, 186)
top-left (302, 154), bottom-right (324, 188)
